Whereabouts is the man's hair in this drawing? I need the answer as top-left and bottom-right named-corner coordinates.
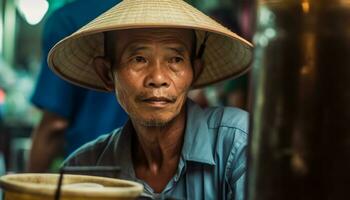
top-left (104, 31), bottom-right (117, 66)
top-left (103, 30), bottom-right (197, 68)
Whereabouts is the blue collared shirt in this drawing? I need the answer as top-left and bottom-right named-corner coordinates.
top-left (64, 99), bottom-right (248, 200)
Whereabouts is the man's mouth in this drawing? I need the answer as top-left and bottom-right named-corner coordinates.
top-left (140, 96), bottom-right (176, 107)
top-left (142, 97), bottom-right (174, 103)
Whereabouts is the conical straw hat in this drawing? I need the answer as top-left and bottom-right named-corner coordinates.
top-left (48, 0), bottom-right (253, 91)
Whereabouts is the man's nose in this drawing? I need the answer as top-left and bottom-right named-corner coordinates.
top-left (144, 60), bottom-right (170, 88)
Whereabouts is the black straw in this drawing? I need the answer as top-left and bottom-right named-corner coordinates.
top-left (54, 166), bottom-right (120, 200)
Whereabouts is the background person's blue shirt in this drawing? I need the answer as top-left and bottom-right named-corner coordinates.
top-left (31, 0), bottom-right (127, 155)
top-left (64, 99), bottom-right (248, 200)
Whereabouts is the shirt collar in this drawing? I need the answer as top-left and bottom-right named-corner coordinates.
top-left (94, 120), bottom-right (136, 180)
top-left (181, 99), bottom-right (216, 165)
top-left (112, 120), bottom-right (137, 180)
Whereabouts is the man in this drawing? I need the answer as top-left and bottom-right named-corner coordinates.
top-left (28, 0), bottom-right (127, 172)
top-left (48, 0), bottom-right (253, 199)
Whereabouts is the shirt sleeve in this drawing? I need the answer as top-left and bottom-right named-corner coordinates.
top-left (30, 10), bottom-right (85, 119)
top-left (225, 129), bottom-right (248, 200)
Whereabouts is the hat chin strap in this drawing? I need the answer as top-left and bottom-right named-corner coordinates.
top-left (196, 32), bottom-right (209, 59)
top-left (190, 32), bottom-right (209, 87)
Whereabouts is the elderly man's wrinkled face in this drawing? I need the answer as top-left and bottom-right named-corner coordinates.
top-left (106, 28), bottom-right (196, 126)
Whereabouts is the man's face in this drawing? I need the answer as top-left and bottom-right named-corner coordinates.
top-left (109, 28), bottom-right (195, 126)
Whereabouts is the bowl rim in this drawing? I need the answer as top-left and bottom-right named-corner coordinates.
top-left (0, 173), bottom-right (143, 197)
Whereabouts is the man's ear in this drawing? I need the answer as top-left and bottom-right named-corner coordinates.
top-left (192, 58), bottom-right (204, 83)
top-left (93, 56), bottom-right (114, 91)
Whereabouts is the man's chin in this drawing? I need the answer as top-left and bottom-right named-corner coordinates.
top-left (139, 118), bottom-right (172, 127)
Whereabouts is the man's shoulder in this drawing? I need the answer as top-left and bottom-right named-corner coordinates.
top-left (204, 106), bottom-right (249, 134)
top-left (63, 128), bottom-right (123, 166)
top-left (203, 106), bottom-right (248, 158)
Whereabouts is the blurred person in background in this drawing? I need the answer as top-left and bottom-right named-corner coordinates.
top-left (27, 0), bottom-right (127, 172)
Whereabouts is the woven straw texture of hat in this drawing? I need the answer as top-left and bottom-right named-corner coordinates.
top-left (48, 0), bottom-right (253, 91)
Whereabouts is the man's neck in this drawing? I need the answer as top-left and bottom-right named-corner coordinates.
top-left (131, 106), bottom-right (186, 174)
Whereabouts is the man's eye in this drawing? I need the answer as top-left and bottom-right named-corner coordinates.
top-left (134, 56), bottom-right (147, 63)
top-left (170, 57), bottom-right (183, 63)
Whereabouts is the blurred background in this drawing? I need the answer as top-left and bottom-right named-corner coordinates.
top-left (0, 0), bottom-right (253, 175)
